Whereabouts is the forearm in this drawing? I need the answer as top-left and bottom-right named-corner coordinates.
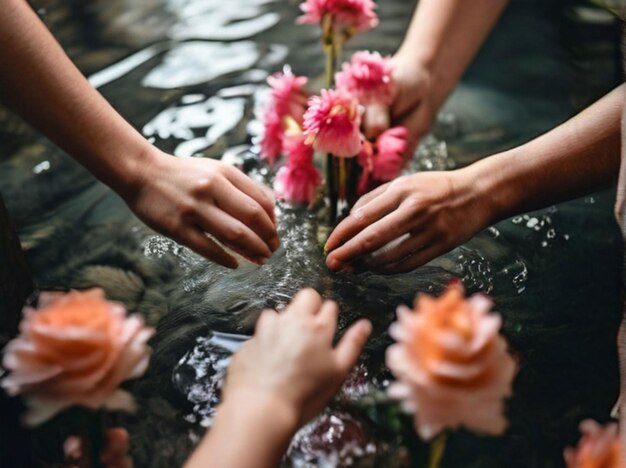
top-left (184, 391), bottom-right (299, 468)
top-left (0, 0), bottom-right (153, 198)
top-left (468, 84), bottom-right (624, 223)
top-left (397, 0), bottom-right (509, 109)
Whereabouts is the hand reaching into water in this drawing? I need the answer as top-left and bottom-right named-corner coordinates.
top-left (363, 54), bottom-right (435, 161)
top-left (224, 288), bottom-right (372, 424)
top-left (127, 150), bottom-right (279, 268)
top-left (1, 0), bottom-right (280, 270)
top-left (325, 170), bottom-right (492, 274)
top-left (184, 289), bottom-right (372, 468)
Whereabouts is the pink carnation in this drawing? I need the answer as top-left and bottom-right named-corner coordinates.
top-left (297, 0), bottom-right (378, 35)
top-left (303, 89), bottom-right (363, 157)
top-left (386, 284), bottom-right (517, 440)
top-left (336, 51), bottom-right (394, 105)
top-left (357, 126), bottom-right (407, 195)
top-left (274, 137), bottom-right (322, 204)
top-left (260, 68), bottom-right (309, 165)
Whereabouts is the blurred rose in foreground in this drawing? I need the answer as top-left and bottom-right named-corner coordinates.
top-left (386, 283), bottom-right (517, 440)
top-left (1, 289), bottom-right (154, 426)
top-left (564, 419), bottom-right (621, 468)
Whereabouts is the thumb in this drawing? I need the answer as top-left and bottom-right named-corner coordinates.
top-left (334, 319), bottom-right (372, 373)
top-left (363, 103), bottom-right (390, 140)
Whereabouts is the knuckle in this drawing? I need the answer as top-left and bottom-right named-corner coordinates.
top-left (246, 204), bottom-right (263, 221)
top-left (361, 230), bottom-right (379, 250)
top-left (178, 199), bottom-right (196, 218)
top-left (224, 226), bottom-right (245, 242)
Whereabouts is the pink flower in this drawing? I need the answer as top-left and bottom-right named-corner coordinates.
top-left (297, 0), bottom-right (378, 36)
top-left (336, 51), bottom-right (394, 105)
top-left (1, 289), bottom-right (154, 426)
top-left (267, 69), bottom-right (309, 122)
top-left (260, 110), bottom-right (284, 165)
top-left (564, 420), bottom-right (621, 468)
top-left (357, 126), bottom-right (407, 195)
top-left (303, 89), bottom-right (363, 157)
top-left (385, 284), bottom-right (517, 440)
top-left (260, 68), bottom-right (309, 165)
top-left (274, 137), bottom-right (322, 204)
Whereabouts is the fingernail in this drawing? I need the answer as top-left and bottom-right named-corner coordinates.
top-left (327, 257), bottom-right (341, 270)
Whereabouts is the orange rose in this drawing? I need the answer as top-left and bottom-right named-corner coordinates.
top-left (385, 283), bottom-right (517, 440)
top-left (1, 289), bottom-right (154, 426)
top-left (564, 420), bottom-right (621, 468)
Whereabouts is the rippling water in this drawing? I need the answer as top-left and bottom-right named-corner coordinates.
top-left (0, 0), bottom-right (624, 466)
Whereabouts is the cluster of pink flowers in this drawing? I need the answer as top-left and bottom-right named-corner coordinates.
top-left (255, 0), bottom-right (411, 206)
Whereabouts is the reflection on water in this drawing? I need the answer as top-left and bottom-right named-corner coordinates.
top-left (0, 0), bottom-right (624, 466)
top-left (143, 41), bottom-right (260, 88)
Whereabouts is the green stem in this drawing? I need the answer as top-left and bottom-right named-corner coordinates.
top-left (427, 432), bottom-right (448, 468)
top-left (322, 22), bottom-right (340, 222)
top-left (88, 410), bottom-right (106, 468)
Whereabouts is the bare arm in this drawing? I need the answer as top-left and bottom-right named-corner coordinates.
top-left (327, 85), bottom-right (623, 273)
top-left (0, 0), bottom-right (279, 267)
top-left (366, 0), bottom-right (509, 153)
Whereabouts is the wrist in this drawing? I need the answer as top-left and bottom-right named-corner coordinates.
top-left (460, 150), bottom-right (523, 225)
top-left (104, 142), bottom-right (164, 202)
top-left (220, 389), bottom-right (300, 436)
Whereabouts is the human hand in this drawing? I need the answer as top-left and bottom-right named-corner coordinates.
top-left (126, 149), bottom-right (279, 268)
top-left (325, 169), bottom-right (492, 274)
top-left (363, 53), bottom-right (435, 160)
top-left (223, 289), bottom-right (372, 425)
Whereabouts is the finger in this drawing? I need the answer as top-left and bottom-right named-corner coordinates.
top-left (363, 103), bottom-right (390, 140)
top-left (361, 229), bottom-right (435, 267)
top-left (327, 209), bottom-right (416, 269)
top-left (316, 300), bottom-right (339, 337)
top-left (214, 183), bottom-right (279, 252)
top-left (226, 166), bottom-right (276, 224)
top-left (255, 308), bottom-right (278, 334)
top-left (196, 206), bottom-right (272, 262)
top-left (350, 182), bottom-right (389, 213)
top-left (180, 227), bottom-right (238, 268)
top-left (325, 189), bottom-right (399, 258)
top-left (376, 243), bottom-right (444, 274)
top-left (287, 288), bottom-right (323, 317)
top-left (334, 319), bottom-right (372, 374)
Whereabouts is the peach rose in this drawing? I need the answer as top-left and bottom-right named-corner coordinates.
top-left (386, 283), bottom-right (517, 440)
top-left (1, 289), bottom-right (154, 426)
top-left (564, 419), bottom-right (621, 468)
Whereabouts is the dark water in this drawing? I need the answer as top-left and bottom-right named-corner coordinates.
top-left (0, 0), bottom-right (624, 466)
